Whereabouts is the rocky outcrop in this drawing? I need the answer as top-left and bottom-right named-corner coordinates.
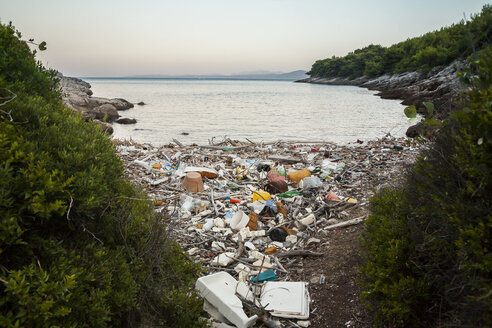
top-left (116, 118), bottom-right (137, 124)
top-left (59, 74), bottom-right (134, 132)
top-left (298, 61), bottom-right (467, 135)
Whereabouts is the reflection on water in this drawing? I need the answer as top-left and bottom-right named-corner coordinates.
top-left (85, 79), bottom-right (411, 145)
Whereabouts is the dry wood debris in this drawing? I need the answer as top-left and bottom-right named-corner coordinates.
top-left (114, 135), bottom-right (421, 327)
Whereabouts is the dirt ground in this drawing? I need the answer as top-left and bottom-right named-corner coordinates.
top-left (115, 137), bottom-right (420, 328)
top-left (289, 223), bottom-right (371, 328)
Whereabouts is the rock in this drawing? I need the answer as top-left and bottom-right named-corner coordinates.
top-left (116, 117), bottom-right (137, 124)
top-left (110, 98), bottom-right (134, 111)
top-left (93, 120), bottom-right (114, 134)
top-left (59, 75), bottom-right (133, 128)
top-left (137, 101), bottom-right (145, 106)
top-left (92, 104), bottom-right (120, 121)
top-left (300, 60), bottom-right (465, 120)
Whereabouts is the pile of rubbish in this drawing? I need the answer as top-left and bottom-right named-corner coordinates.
top-left (114, 136), bottom-right (421, 328)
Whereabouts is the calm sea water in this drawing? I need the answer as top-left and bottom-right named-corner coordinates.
top-left (84, 78), bottom-right (411, 145)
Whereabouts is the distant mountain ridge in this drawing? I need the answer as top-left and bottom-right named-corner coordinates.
top-left (88, 70), bottom-right (308, 81)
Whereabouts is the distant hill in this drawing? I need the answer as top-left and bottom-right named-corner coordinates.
top-left (117, 70), bottom-right (309, 81)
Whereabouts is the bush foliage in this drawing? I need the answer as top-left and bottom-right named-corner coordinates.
top-left (359, 52), bottom-right (492, 327)
top-left (0, 23), bottom-right (205, 327)
top-left (309, 5), bottom-right (492, 78)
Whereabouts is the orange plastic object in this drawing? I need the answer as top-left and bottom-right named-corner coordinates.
top-left (287, 169), bottom-right (311, 184)
top-left (152, 163), bottom-right (162, 170)
top-left (276, 201), bottom-right (289, 218)
top-left (264, 246), bottom-right (278, 255)
top-left (185, 167), bottom-right (218, 179)
top-left (155, 200), bottom-right (164, 206)
top-left (247, 213), bottom-right (258, 231)
top-left (281, 226), bottom-right (297, 235)
top-left (182, 172), bottom-right (204, 192)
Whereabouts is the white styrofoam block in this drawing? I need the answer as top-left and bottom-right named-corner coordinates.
top-left (260, 281), bottom-right (310, 319)
top-left (203, 299), bottom-right (230, 324)
top-left (212, 252), bottom-right (235, 267)
top-left (196, 272), bottom-right (258, 328)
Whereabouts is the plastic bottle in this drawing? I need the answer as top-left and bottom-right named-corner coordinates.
top-left (175, 162), bottom-right (186, 176)
top-left (180, 194), bottom-right (210, 215)
top-left (180, 195), bottom-right (194, 214)
top-left (277, 190), bottom-right (301, 198)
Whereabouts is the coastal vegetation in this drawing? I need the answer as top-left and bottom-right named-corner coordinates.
top-left (308, 5), bottom-right (491, 78)
top-left (0, 22), bottom-right (205, 327)
top-left (359, 36), bottom-right (492, 327)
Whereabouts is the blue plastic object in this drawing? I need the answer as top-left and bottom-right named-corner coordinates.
top-left (250, 269), bottom-right (277, 282)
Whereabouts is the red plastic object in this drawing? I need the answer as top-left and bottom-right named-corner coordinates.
top-left (229, 198), bottom-right (241, 203)
top-left (326, 191), bottom-right (340, 201)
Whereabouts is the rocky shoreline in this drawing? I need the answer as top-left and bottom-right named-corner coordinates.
top-left (59, 74), bottom-right (137, 133)
top-left (298, 61), bottom-right (466, 136)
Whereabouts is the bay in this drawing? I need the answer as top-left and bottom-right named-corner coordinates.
top-left (84, 78), bottom-right (412, 145)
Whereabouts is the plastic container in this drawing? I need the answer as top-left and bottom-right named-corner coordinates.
top-left (287, 169), bottom-right (311, 184)
top-left (230, 211), bottom-right (250, 230)
top-left (182, 172), bottom-right (204, 192)
top-left (250, 269), bottom-right (277, 282)
top-left (202, 219), bottom-right (215, 231)
top-left (269, 227), bottom-right (288, 242)
top-left (196, 272), bottom-right (258, 328)
top-left (253, 190), bottom-right (271, 202)
top-left (180, 195), bottom-right (210, 214)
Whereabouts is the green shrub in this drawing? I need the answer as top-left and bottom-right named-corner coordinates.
top-left (308, 5), bottom-right (492, 78)
top-left (0, 23), bottom-right (206, 327)
top-left (359, 53), bottom-right (492, 327)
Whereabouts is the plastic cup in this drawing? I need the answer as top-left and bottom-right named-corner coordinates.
top-left (230, 210), bottom-right (250, 230)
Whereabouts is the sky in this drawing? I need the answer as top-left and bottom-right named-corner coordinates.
top-left (1, 0), bottom-right (489, 77)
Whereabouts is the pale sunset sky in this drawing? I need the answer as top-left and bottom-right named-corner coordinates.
top-left (1, 0), bottom-right (489, 77)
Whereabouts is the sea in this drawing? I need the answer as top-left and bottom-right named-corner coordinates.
top-left (84, 78), bottom-right (413, 145)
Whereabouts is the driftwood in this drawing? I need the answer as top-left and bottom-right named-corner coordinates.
top-left (268, 155), bottom-right (304, 163)
top-left (276, 250), bottom-right (323, 258)
top-left (323, 216), bottom-right (365, 230)
top-left (172, 138), bottom-right (184, 147)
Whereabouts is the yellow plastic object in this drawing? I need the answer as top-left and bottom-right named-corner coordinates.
top-left (234, 167), bottom-right (246, 179)
top-left (152, 163), bottom-right (162, 170)
top-left (287, 169), bottom-right (311, 184)
top-left (253, 190), bottom-right (271, 202)
top-left (343, 197), bottom-right (357, 203)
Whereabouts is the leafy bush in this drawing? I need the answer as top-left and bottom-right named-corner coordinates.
top-left (359, 53), bottom-right (492, 327)
top-left (0, 23), bottom-right (206, 327)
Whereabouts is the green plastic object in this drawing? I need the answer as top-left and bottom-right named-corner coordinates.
top-left (277, 191), bottom-right (301, 198)
top-left (222, 146), bottom-right (235, 151)
top-left (227, 183), bottom-right (240, 191)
